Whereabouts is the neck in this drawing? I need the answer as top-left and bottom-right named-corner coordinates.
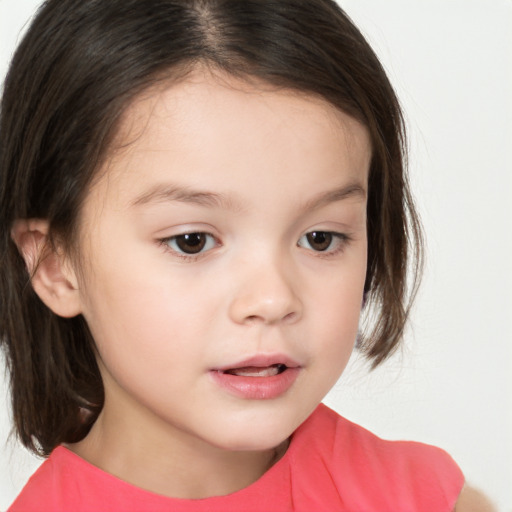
top-left (68, 397), bottom-right (289, 499)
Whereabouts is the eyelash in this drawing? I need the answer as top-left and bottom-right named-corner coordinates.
top-left (297, 231), bottom-right (351, 257)
top-left (158, 230), bottom-right (351, 262)
top-left (158, 232), bottom-right (219, 262)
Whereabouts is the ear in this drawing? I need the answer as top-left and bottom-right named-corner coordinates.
top-left (11, 219), bottom-right (82, 318)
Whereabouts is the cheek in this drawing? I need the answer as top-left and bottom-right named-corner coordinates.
top-left (80, 279), bottom-right (206, 408)
top-left (315, 287), bottom-right (360, 360)
top-left (306, 255), bottom-right (366, 366)
top-left (78, 250), bottom-right (221, 368)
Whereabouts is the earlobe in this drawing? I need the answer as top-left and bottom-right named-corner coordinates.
top-left (11, 219), bottom-right (82, 318)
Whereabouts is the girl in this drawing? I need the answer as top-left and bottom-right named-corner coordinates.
top-left (0, 0), bottom-right (491, 510)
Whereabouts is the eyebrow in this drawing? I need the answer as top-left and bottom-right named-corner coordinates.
top-left (130, 184), bottom-right (242, 211)
top-left (299, 182), bottom-right (366, 212)
top-left (130, 181), bottom-right (366, 211)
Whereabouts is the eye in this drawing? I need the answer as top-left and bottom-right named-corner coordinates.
top-left (164, 232), bottom-right (217, 255)
top-left (297, 231), bottom-right (348, 253)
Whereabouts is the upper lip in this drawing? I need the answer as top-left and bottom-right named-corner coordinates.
top-left (212, 354), bottom-right (301, 372)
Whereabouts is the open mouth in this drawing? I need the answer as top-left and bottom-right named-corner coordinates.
top-left (210, 355), bottom-right (300, 399)
top-left (211, 362), bottom-right (300, 399)
top-left (222, 364), bottom-right (288, 377)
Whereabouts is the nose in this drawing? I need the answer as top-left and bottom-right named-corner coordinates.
top-left (228, 255), bottom-right (303, 326)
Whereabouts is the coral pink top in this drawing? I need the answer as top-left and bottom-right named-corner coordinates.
top-left (9, 404), bottom-right (464, 511)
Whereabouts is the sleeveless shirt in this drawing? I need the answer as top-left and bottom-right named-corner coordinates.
top-left (8, 403), bottom-right (464, 511)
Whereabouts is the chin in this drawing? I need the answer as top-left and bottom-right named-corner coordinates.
top-left (214, 433), bottom-right (290, 453)
top-left (205, 409), bottom-right (307, 452)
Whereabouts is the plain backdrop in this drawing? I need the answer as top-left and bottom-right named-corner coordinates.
top-left (1, 1), bottom-right (511, 510)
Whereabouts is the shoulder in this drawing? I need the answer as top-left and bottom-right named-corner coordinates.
top-left (453, 485), bottom-right (497, 512)
top-left (8, 450), bottom-right (61, 512)
top-left (8, 446), bottom-right (110, 512)
top-left (301, 403), bottom-right (463, 473)
top-left (291, 403), bottom-right (465, 512)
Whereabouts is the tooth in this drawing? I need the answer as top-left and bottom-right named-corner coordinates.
top-left (228, 366), bottom-right (280, 377)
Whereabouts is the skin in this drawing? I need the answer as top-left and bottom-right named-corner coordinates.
top-left (62, 69), bottom-right (370, 498)
top-left (12, 69), bottom-right (493, 507)
top-left (455, 486), bottom-right (497, 512)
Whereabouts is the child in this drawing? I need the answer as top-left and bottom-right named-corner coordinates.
top-left (0, 0), bottom-right (487, 510)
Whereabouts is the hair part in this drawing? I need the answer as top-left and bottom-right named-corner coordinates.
top-left (0, 0), bottom-right (423, 456)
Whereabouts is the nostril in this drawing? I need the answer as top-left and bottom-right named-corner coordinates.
top-left (283, 312), bottom-right (297, 322)
top-left (244, 311), bottom-right (298, 325)
top-left (230, 287), bottom-right (302, 325)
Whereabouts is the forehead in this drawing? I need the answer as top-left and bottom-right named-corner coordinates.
top-left (93, 68), bottom-right (371, 203)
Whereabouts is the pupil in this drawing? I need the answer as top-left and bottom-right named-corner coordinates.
top-left (176, 233), bottom-right (206, 254)
top-left (307, 231), bottom-right (332, 251)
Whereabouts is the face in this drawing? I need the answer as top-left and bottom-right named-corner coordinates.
top-left (74, 70), bottom-right (371, 454)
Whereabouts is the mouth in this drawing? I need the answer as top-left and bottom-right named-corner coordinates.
top-left (222, 363), bottom-right (288, 378)
top-left (213, 354), bottom-right (300, 374)
top-left (210, 356), bottom-right (301, 400)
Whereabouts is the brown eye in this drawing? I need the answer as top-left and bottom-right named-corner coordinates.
top-left (305, 231), bottom-right (333, 251)
top-left (168, 233), bottom-right (215, 254)
top-left (297, 231), bottom-right (349, 254)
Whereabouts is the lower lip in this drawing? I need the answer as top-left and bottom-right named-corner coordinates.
top-left (210, 367), bottom-right (300, 400)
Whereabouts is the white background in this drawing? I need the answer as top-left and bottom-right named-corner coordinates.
top-left (1, 1), bottom-right (511, 510)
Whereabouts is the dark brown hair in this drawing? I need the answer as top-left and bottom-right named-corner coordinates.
top-left (0, 0), bottom-right (422, 456)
